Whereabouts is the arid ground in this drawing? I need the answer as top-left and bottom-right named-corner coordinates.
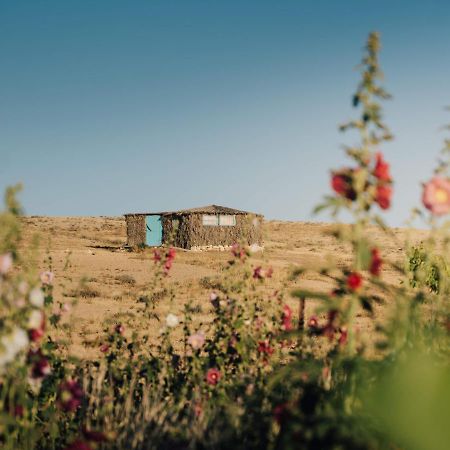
top-left (21, 217), bottom-right (428, 358)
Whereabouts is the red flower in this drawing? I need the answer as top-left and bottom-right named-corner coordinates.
top-left (206, 368), bottom-right (221, 386)
top-left (347, 272), bottom-right (363, 291)
top-left (231, 243), bottom-right (247, 260)
top-left (166, 247), bottom-right (176, 261)
top-left (369, 248), bottom-right (382, 276)
top-left (99, 343), bottom-right (110, 353)
top-left (257, 339), bottom-right (274, 356)
top-left (58, 380), bottom-right (84, 412)
top-left (375, 185), bottom-right (392, 210)
top-left (373, 152), bottom-right (392, 182)
top-left (282, 304), bottom-right (293, 331)
top-left (331, 170), bottom-right (357, 201)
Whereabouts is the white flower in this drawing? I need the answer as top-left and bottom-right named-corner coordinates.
top-left (28, 309), bottom-right (44, 329)
top-left (0, 253), bottom-right (13, 275)
top-left (0, 328), bottom-right (29, 371)
top-left (165, 313), bottom-right (179, 328)
top-left (249, 243), bottom-right (263, 254)
top-left (29, 288), bottom-right (44, 308)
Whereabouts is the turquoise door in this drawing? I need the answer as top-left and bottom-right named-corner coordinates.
top-left (146, 215), bottom-right (163, 246)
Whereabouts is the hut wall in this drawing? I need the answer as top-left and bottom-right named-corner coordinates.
top-left (125, 215), bottom-right (146, 247)
top-left (162, 215), bottom-right (190, 248)
top-left (183, 214), bottom-right (263, 249)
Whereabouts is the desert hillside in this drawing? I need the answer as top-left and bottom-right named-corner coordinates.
top-left (21, 216), bottom-right (428, 358)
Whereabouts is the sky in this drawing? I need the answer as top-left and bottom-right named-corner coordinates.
top-left (1, 0), bottom-right (450, 226)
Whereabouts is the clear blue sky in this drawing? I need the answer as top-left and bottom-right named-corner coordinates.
top-left (1, 0), bottom-right (449, 225)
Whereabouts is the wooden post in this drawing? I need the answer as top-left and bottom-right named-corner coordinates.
top-left (298, 296), bottom-right (305, 347)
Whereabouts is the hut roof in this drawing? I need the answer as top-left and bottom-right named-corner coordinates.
top-left (124, 204), bottom-right (261, 217)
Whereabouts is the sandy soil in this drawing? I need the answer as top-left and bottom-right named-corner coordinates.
top-left (20, 217), bottom-right (428, 358)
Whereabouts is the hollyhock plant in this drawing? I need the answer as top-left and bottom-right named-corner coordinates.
top-left (373, 152), bottom-right (392, 182)
top-left (422, 176), bottom-right (450, 216)
top-left (28, 349), bottom-right (51, 379)
top-left (205, 368), bottom-right (221, 386)
top-left (347, 272), bottom-right (363, 291)
top-left (375, 184), bottom-right (392, 210)
top-left (369, 248), bottom-right (383, 276)
top-left (58, 380), bottom-right (84, 412)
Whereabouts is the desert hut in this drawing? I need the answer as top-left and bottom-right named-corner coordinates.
top-left (124, 205), bottom-right (263, 250)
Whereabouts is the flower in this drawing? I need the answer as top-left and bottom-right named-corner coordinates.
top-left (65, 440), bottom-right (92, 450)
top-left (338, 327), bottom-right (348, 346)
top-left (257, 339), bottom-right (274, 356)
top-left (282, 304), bottom-right (293, 331)
top-left (58, 380), bottom-right (84, 412)
top-left (375, 185), bottom-right (392, 210)
top-left (99, 344), bottom-right (110, 353)
top-left (373, 152), bottom-right (392, 182)
top-left (165, 313), bottom-right (179, 328)
top-left (369, 248), bottom-right (382, 276)
top-left (308, 316), bottom-right (319, 329)
top-left (29, 288), bottom-right (44, 308)
top-left (152, 249), bottom-right (161, 262)
top-left (347, 272), bottom-right (363, 291)
top-left (28, 310), bottom-right (45, 343)
top-left (331, 169), bottom-right (356, 200)
top-left (253, 266), bottom-right (273, 280)
top-left (0, 328), bottom-right (29, 371)
top-left (422, 176), bottom-right (450, 216)
top-left (206, 367), bottom-right (221, 386)
top-left (28, 348), bottom-right (51, 379)
top-left (40, 271), bottom-right (54, 285)
top-left (231, 243), bottom-right (246, 260)
top-left (0, 253), bottom-right (13, 275)
top-left (188, 331), bottom-right (205, 350)
top-left (273, 403), bottom-right (289, 425)
top-left (115, 323), bottom-right (125, 335)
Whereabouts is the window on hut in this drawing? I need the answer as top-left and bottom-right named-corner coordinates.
top-left (202, 215), bottom-right (219, 226)
top-left (219, 215), bottom-right (236, 226)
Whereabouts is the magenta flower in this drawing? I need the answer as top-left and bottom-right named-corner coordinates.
top-left (422, 176), bottom-right (450, 216)
top-left (58, 380), bottom-right (84, 412)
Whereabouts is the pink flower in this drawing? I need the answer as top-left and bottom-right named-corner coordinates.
top-left (58, 380), bottom-right (84, 412)
top-left (152, 249), bottom-right (161, 262)
top-left (373, 152), bottom-right (392, 182)
top-left (231, 243), bottom-right (246, 260)
top-left (188, 331), bottom-right (205, 350)
top-left (282, 304), bottom-right (293, 331)
top-left (338, 327), bottom-right (348, 346)
top-left (308, 316), bottom-right (319, 329)
top-left (375, 185), bottom-right (392, 210)
top-left (422, 176), bottom-right (450, 216)
top-left (0, 253), bottom-right (13, 275)
top-left (99, 344), bottom-right (110, 353)
top-left (115, 324), bottom-right (125, 335)
top-left (206, 368), bottom-right (221, 386)
top-left (40, 271), bottom-right (54, 285)
top-left (369, 248), bottom-right (382, 276)
top-left (253, 266), bottom-right (273, 280)
top-left (347, 272), bottom-right (363, 291)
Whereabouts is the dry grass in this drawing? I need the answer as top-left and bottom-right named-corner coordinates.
top-left (20, 216), bottom-right (430, 358)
